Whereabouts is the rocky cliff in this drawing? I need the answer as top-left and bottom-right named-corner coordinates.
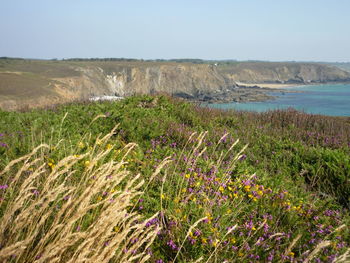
top-left (1, 59), bottom-right (350, 110)
top-left (218, 62), bottom-right (350, 84)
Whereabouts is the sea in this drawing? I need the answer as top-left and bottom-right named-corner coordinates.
top-left (207, 84), bottom-right (350, 117)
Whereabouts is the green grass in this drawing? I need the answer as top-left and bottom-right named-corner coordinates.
top-left (0, 95), bottom-right (349, 262)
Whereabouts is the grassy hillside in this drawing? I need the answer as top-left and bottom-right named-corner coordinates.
top-left (0, 96), bottom-right (350, 262)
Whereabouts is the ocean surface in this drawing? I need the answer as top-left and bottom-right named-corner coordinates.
top-left (208, 84), bottom-right (350, 117)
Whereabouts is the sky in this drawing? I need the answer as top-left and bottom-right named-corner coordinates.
top-left (1, 0), bottom-right (350, 62)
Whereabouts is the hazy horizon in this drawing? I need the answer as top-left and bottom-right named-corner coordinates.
top-left (1, 0), bottom-right (350, 62)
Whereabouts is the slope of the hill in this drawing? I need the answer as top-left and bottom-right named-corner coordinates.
top-left (0, 96), bottom-right (349, 262)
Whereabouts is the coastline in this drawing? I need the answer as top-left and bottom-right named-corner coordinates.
top-left (235, 82), bottom-right (305, 89)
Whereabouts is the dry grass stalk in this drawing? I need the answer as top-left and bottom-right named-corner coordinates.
top-left (283, 234), bottom-right (301, 261)
top-left (0, 129), bottom-right (161, 263)
top-left (172, 217), bottom-right (208, 263)
top-left (304, 241), bottom-right (331, 263)
top-left (334, 248), bottom-right (350, 263)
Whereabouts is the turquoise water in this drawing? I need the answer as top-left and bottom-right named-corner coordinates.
top-left (208, 84), bottom-right (350, 116)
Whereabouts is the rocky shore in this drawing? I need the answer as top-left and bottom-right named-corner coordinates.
top-left (174, 86), bottom-right (291, 104)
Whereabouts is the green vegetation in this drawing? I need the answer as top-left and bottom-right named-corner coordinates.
top-left (0, 95), bottom-right (349, 262)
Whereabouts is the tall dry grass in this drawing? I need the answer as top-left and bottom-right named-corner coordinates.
top-left (0, 126), bottom-right (160, 263)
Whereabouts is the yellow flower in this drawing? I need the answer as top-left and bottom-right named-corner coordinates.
top-left (97, 196), bottom-right (102, 201)
top-left (201, 237), bottom-right (207, 244)
top-left (244, 185), bottom-right (251, 192)
top-left (161, 194), bottom-right (166, 199)
top-left (84, 160), bottom-right (90, 167)
top-left (210, 227), bottom-right (218, 233)
top-left (182, 188), bottom-right (187, 193)
top-left (252, 226), bottom-right (256, 231)
top-left (219, 186), bottom-right (225, 193)
top-left (185, 173), bottom-right (191, 179)
top-left (289, 252), bottom-right (295, 257)
top-left (78, 142), bottom-right (85, 148)
top-left (230, 238), bottom-right (236, 244)
top-left (212, 239), bottom-right (219, 247)
top-left (106, 143), bottom-right (112, 150)
top-left (113, 226), bottom-right (120, 232)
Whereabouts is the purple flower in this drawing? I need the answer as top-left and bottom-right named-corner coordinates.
top-left (0, 142), bottom-right (8, 148)
top-left (167, 240), bottom-right (178, 250)
top-left (239, 154), bottom-right (247, 161)
top-left (194, 230), bottom-right (201, 236)
top-left (156, 259), bottom-right (164, 263)
top-left (0, 184), bottom-right (8, 190)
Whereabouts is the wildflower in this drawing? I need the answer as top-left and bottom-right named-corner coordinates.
top-left (0, 142), bottom-right (8, 148)
top-left (239, 154), bottom-right (247, 161)
top-left (78, 142), bottom-right (85, 148)
top-left (113, 226), bottom-right (119, 232)
top-left (212, 239), bottom-right (219, 247)
top-left (289, 252), bottom-right (295, 257)
top-left (185, 173), bottom-right (191, 179)
top-left (84, 160), bottom-right (90, 167)
top-left (0, 184), bottom-right (8, 190)
top-left (167, 240), bottom-right (178, 251)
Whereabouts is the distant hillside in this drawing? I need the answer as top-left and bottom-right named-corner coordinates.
top-left (218, 61), bottom-right (350, 84)
top-left (324, 62), bottom-right (350, 73)
top-left (1, 58), bottom-right (350, 110)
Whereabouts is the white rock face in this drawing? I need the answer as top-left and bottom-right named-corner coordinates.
top-left (106, 73), bottom-right (125, 96)
top-left (89, 96), bottom-right (124, 102)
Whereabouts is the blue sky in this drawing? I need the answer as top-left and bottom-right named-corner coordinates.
top-left (1, 0), bottom-right (349, 61)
